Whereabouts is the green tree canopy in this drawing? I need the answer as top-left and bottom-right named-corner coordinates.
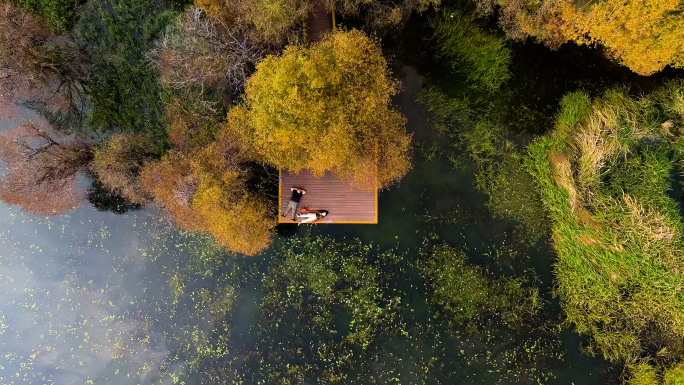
top-left (227, 29), bottom-right (412, 190)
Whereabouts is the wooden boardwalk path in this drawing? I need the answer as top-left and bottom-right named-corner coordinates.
top-left (306, 2), bottom-right (333, 43)
top-left (279, 169), bottom-right (377, 224)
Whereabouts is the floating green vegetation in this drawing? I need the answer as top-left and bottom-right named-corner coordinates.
top-left (418, 242), bottom-right (539, 331)
top-left (417, 204), bottom-right (474, 227)
top-left (429, 9), bottom-right (512, 93)
top-left (1, 206), bottom-right (573, 384)
top-left (527, 80), bottom-right (684, 380)
top-left (245, 236), bottom-right (404, 383)
top-left (134, 224), bottom-right (245, 384)
top-left (418, 241), bottom-right (563, 383)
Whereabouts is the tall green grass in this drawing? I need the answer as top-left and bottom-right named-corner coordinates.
top-left (526, 80), bottom-right (684, 371)
top-left (430, 10), bottom-right (512, 93)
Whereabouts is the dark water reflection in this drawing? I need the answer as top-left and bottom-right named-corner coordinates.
top-left (0, 71), bottom-right (614, 384)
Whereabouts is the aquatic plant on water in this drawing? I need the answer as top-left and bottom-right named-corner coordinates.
top-left (418, 241), bottom-right (564, 383)
top-left (416, 86), bottom-right (549, 246)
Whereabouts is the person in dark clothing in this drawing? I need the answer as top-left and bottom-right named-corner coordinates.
top-left (282, 187), bottom-right (306, 220)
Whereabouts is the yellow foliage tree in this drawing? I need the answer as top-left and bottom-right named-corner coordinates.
top-left (140, 151), bottom-right (205, 231)
top-left (554, 0), bottom-right (684, 75)
top-left (483, 0), bottom-right (684, 75)
top-left (140, 143), bottom-right (276, 255)
top-left (193, 0), bottom-right (440, 43)
top-left (193, 0), bottom-right (311, 44)
top-left (192, 185), bottom-right (274, 256)
top-left (226, 29), bottom-right (412, 190)
top-left (92, 133), bottom-right (156, 205)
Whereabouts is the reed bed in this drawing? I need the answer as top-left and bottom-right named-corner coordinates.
top-left (527, 84), bottom-right (684, 365)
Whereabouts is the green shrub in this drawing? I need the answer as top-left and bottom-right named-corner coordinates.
top-left (556, 90), bottom-right (592, 129)
top-left (74, 0), bottom-right (173, 146)
top-left (11, 0), bottom-right (79, 32)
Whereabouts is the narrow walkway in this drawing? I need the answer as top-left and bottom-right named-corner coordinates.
top-left (306, 2), bottom-right (333, 43)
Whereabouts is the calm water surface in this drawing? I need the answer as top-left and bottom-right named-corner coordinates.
top-left (0, 70), bottom-right (613, 384)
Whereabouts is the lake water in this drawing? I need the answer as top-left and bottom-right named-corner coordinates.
top-left (0, 63), bottom-right (621, 384)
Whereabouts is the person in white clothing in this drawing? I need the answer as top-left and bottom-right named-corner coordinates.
top-left (296, 210), bottom-right (328, 225)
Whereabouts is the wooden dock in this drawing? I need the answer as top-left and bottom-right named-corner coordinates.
top-left (279, 7), bottom-right (375, 225)
top-left (279, 169), bottom-right (377, 224)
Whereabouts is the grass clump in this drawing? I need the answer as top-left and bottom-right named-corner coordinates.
top-left (527, 80), bottom-right (684, 376)
top-left (430, 9), bottom-right (512, 93)
top-left (663, 362), bottom-right (684, 385)
top-left (626, 360), bottom-right (684, 385)
top-left (476, 153), bottom-right (549, 244)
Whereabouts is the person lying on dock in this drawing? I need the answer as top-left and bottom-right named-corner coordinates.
top-left (282, 187), bottom-right (306, 220)
top-left (296, 209), bottom-right (328, 225)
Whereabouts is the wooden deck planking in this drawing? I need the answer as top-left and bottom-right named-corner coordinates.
top-left (306, 2), bottom-right (333, 43)
top-left (279, 169), bottom-right (377, 224)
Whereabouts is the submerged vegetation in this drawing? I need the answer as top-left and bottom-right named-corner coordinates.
top-left (416, 86), bottom-right (548, 246)
top-left (248, 237), bottom-right (405, 383)
top-left (420, 242), bottom-right (539, 329)
top-left (418, 241), bottom-right (564, 383)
